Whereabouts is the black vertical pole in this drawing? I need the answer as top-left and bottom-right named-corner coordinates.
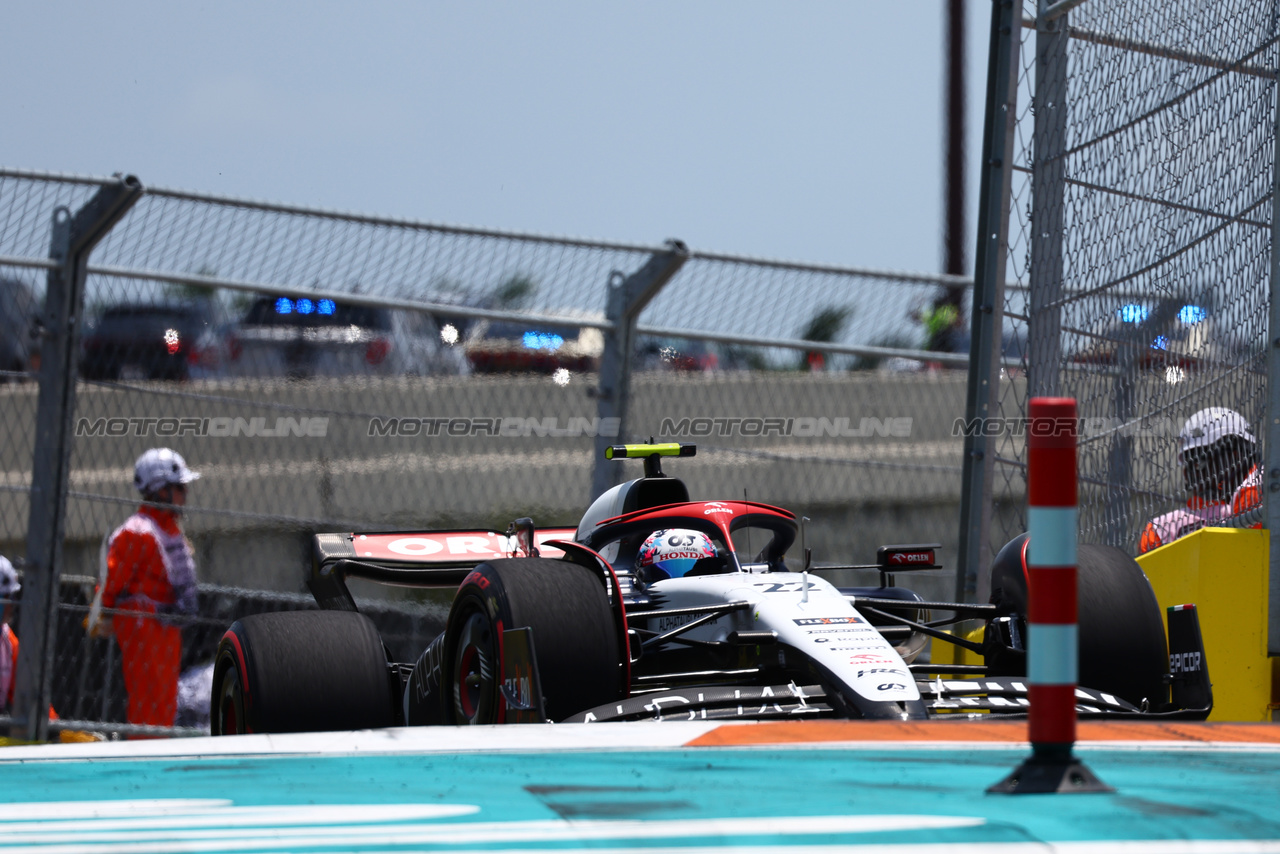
top-left (930, 0), bottom-right (969, 354)
top-left (956, 0), bottom-right (1019, 603)
top-left (12, 175), bottom-right (142, 742)
top-left (945, 0), bottom-right (968, 279)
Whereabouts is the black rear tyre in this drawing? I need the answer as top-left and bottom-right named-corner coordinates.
top-left (445, 558), bottom-right (622, 724)
top-left (211, 610), bottom-right (396, 735)
top-left (989, 533), bottom-right (1168, 709)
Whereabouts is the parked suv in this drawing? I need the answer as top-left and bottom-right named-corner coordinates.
top-left (0, 278), bottom-right (40, 381)
top-left (81, 300), bottom-right (230, 381)
top-left (229, 296), bottom-right (464, 379)
top-left (1067, 295), bottom-right (1253, 376)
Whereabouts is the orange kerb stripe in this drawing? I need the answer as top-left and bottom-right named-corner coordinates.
top-left (684, 720), bottom-right (1280, 747)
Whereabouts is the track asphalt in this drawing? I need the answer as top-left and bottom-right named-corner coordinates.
top-left (1, 720), bottom-right (1279, 853)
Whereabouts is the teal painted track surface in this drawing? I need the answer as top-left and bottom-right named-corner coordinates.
top-left (2, 736), bottom-right (1280, 852)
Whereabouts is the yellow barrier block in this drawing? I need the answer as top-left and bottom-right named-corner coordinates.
top-left (1136, 527), bottom-right (1277, 722)
top-left (929, 622), bottom-right (985, 670)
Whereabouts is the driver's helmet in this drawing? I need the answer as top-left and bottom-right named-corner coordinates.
top-left (636, 529), bottom-right (717, 580)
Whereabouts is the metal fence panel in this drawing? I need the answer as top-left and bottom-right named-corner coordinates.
top-left (0, 172), bottom-right (112, 548)
top-left (987, 2), bottom-right (1278, 571)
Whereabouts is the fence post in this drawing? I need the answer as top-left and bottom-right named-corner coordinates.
top-left (1104, 340), bottom-right (1136, 548)
top-left (591, 240), bottom-right (688, 499)
top-left (1028, 2), bottom-right (1067, 401)
top-left (12, 175), bottom-right (143, 742)
top-left (957, 0), bottom-right (1020, 602)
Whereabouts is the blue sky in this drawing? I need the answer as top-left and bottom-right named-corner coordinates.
top-left (3, 2), bottom-right (988, 272)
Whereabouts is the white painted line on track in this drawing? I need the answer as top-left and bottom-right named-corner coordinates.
top-left (0, 802), bottom-right (232, 820)
top-left (3, 721), bottom-right (1279, 763)
top-left (0, 811), bottom-right (988, 851)
top-left (0, 722), bottom-right (722, 762)
top-left (3, 840), bottom-right (1280, 854)
top-left (0, 803), bottom-right (480, 833)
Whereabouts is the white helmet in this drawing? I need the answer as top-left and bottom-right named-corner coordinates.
top-left (0, 555), bottom-right (19, 598)
top-left (134, 448), bottom-right (200, 495)
top-left (636, 529), bottom-right (717, 580)
top-left (1178, 408), bottom-right (1256, 463)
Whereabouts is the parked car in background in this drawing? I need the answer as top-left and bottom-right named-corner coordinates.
top-left (0, 278), bottom-right (40, 381)
top-left (81, 300), bottom-right (231, 381)
top-left (229, 296), bottom-right (465, 379)
top-left (463, 318), bottom-right (603, 374)
top-left (633, 335), bottom-right (755, 372)
top-left (1067, 295), bottom-right (1252, 380)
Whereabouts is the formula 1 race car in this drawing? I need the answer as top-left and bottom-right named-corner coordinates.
top-left (211, 444), bottom-right (1212, 734)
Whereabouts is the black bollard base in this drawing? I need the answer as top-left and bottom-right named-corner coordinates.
top-left (987, 746), bottom-right (1115, 794)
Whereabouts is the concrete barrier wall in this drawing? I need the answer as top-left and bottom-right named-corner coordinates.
top-left (2, 371), bottom-right (1002, 602)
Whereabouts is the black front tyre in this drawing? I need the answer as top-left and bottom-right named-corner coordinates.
top-left (445, 558), bottom-right (622, 724)
top-left (211, 610), bottom-right (397, 735)
top-left (989, 533), bottom-right (1169, 709)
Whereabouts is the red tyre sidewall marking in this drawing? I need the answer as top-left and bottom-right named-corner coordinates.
top-left (494, 617), bottom-right (506, 724)
top-left (1019, 535), bottom-right (1030, 590)
top-left (220, 629), bottom-right (253, 734)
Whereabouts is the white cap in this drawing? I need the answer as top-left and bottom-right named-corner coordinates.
top-left (0, 556), bottom-right (19, 598)
top-left (133, 448), bottom-right (201, 495)
top-left (1178, 407), bottom-right (1256, 462)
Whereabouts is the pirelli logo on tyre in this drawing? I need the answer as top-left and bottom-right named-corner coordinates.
top-left (793, 616), bottom-right (865, 626)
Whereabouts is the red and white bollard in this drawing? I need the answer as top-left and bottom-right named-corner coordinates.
top-left (1026, 396), bottom-right (1079, 750)
top-left (989, 397), bottom-right (1112, 794)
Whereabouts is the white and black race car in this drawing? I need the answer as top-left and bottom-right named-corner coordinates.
top-left (211, 444), bottom-right (1212, 735)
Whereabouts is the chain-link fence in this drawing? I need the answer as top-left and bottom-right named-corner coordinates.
top-left (0, 167), bottom-right (977, 739)
top-left (964, 1), bottom-right (1279, 599)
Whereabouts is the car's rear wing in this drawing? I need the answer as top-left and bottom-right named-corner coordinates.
top-left (309, 527), bottom-right (579, 612)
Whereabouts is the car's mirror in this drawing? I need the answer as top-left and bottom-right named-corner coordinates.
top-left (876, 544), bottom-right (942, 571)
top-left (506, 517), bottom-right (539, 558)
